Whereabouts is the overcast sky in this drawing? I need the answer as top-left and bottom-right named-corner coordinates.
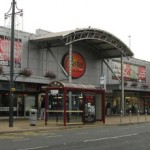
top-left (1, 0), bottom-right (150, 61)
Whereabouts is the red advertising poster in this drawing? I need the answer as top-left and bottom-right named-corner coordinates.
top-left (83, 94), bottom-right (96, 123)
top-left (124, 64), bottom-right (131, 80)
top-left (112, 60), bottom-right (146, 82)
top-left (0, 36), bottom-right (22, 68)
top-left (138, 66), bottom-right (146, 82)
top-left (62, 52), bottom-right (86, 78)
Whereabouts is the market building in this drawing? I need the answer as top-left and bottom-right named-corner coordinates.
top-left (0, 26), bottom-right (150, 125)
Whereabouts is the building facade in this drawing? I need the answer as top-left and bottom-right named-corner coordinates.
top-left (0, 26), bottom-right (149, 120)
top-left (105, 57), bottom-right (150, 115)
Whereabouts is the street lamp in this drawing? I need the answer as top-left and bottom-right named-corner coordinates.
top-left (5, 0), bottom-right (23, 127)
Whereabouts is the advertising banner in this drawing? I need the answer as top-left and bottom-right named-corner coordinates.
top-left (0, 35), bottom-right (22, 68)
top-left (83, 94), bottom-right (96, 123)
top-left (112, 60), bottom-right (146, 82)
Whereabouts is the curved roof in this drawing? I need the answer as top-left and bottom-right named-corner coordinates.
top-left (30, 28), bottom-right (134, 59)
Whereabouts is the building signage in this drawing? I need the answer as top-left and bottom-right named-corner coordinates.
top-left (100, 75), bottom-right (106, 91)
top-left (51, 90), bottom-right (59, 95)
top-left (112, 60), bottom-right (146, 82)
top-left (62, 52), bottom-right (86, 78)
top-left (0, 35), bottom-right (22, 68)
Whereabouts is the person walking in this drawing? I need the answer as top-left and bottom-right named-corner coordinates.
top-left (39, 95), bottom-right (45, 119)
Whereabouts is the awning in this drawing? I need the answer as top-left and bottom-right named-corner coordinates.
top-left (30, 28), bottom-right (134, 59)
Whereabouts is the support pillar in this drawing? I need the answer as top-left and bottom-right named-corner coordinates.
top-left (121, 54), bottom-right (125, 115)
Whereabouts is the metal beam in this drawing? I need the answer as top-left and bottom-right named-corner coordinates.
top-left (47, 48), bottom-right (68, 77)
top-left (62, 30), bottom-right (129, 57)
top-left (103, 59), bottom-right (121, 81)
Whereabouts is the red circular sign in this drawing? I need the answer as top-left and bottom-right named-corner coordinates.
top-left (62, 52), bottom-right (86, 78)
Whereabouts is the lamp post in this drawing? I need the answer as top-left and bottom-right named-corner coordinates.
top-left (9, 0), bottom-right (15, 128)
top-left (5, 0), bottom-right (23, 127)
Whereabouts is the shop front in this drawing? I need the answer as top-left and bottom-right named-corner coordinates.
top-left (43, 81), bottom-right (105, 126)
top-left (0, 82), bottom-right (41, 118)
top-left (106, 91), bottom-right (150, 115)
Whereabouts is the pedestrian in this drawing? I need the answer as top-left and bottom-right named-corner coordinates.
top-left (39, 95), bottom-right (45, 119)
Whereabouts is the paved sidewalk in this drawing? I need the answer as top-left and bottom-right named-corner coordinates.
top-left (0, 115), bottom-right (149, 133)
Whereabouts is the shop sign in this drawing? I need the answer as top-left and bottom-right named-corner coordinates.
top-left (62, 52), bottom-right (86, 78)
top-left (51, 90), bottom-right (59, 95)
top-left (100, 75), bottom-right (106, 91)
top-left (0, 107), bottom-right (17, 111)
top-left (1, 83), bottom-right (24, 91)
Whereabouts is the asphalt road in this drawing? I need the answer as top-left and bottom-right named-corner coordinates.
top-left (1, 123), bottom-right (150, 150)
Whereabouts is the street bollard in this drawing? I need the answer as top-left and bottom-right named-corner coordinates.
top-left (137, 110), bottom-right (140, 123)
top-left (129, 110), bottom-right (132, 123)
top-left (120, 110), bottom-right (123, 124)
top-left (145, 109), bottom-right (147, 122)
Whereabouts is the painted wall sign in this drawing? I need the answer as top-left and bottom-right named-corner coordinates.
top-left (62, 52), bottom-right (86, 78)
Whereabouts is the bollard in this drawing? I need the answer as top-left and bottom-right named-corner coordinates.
top-left (129, 110), bottom-right (132, 123)
top-left (120, 110), bottom-right (123, 124)
top-left (137, 110), bottom-right (140, 123)
top-left (145, 109), bottom-right (147, 121)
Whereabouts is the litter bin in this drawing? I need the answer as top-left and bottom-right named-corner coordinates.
top-left (29, 109), bottom-right (37, 126)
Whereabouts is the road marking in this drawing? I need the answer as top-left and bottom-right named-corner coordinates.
top-left (41, 132), bottom-right (57, 136)
top-left (21, 132), bottom-right (39, 136)
top-left (97, 129), bottom-right (109, 133)
top-left (135, 126), bottom-right (145, 129)
top-left (13, 138), bottom-right (30, 142)
top-left (75, 132), bottom-right (89, 135)
top-left (84, 133), bottom-right (138, 142)
top-left (0, 135), bottom-right (24, 139)
top-left (18, 146), bottom-right (49, 150)
top-left (46, 135), bottom-right (63, 138)
top-left (7, 133), bottom-right (18, 135)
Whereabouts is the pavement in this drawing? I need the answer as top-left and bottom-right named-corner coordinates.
top-left (0, 114), bottom-right (149, 134)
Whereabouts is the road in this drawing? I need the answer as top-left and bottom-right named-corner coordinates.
top-left (1, 123), bottom-right (150, 150)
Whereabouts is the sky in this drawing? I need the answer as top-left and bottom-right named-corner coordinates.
top-left (0, 0), bottom-right (150, 61)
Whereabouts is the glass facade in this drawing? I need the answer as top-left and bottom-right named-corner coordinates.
top-left (106, 91), bottom-right (150, 115)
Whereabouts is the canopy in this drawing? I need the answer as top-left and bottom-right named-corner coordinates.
top-left (43, 81), bottom-right (104, 93)
top-left (30, 28), bottom-right (134, 59)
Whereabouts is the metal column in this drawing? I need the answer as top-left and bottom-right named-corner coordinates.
top-left (68, 44), bottom-right (72, 122)
top-left (121, 54), bottom-right (125, 115)
top-left (9, 0), bottom-right (16, 127)
top-left (69, 44), bottom-right (72, 83)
